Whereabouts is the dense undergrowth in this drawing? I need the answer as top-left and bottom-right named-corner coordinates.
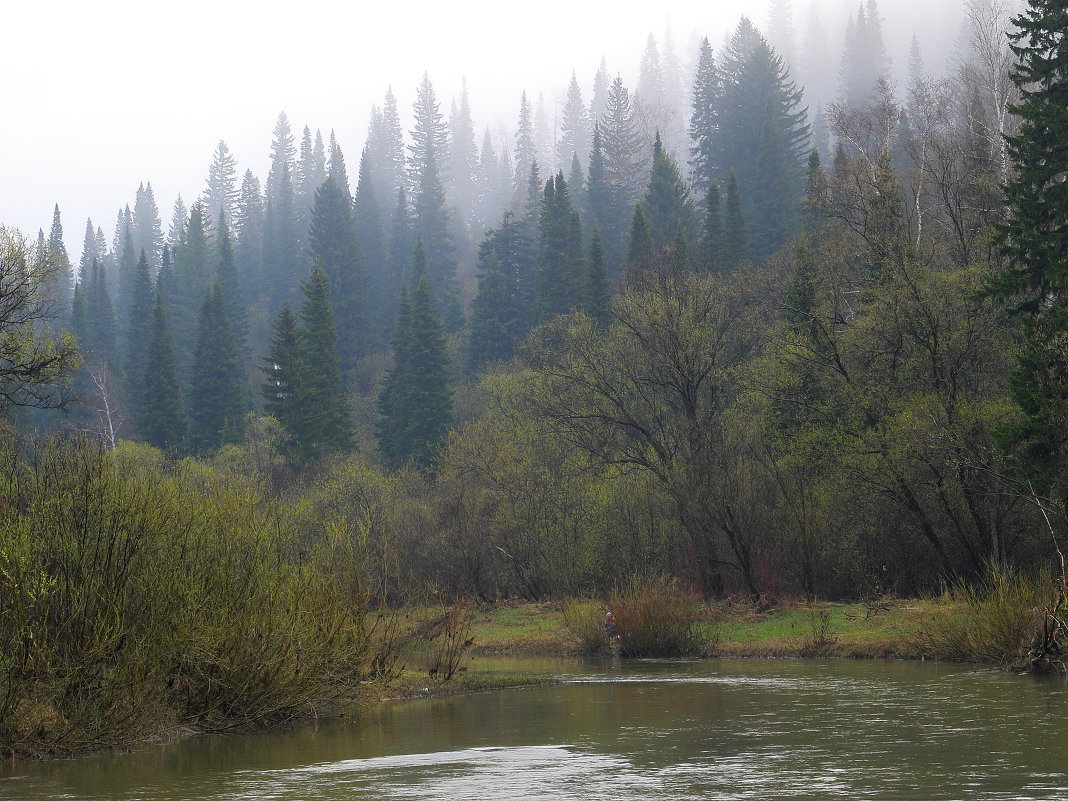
top-left (0, 435), bottom-right (383, 758)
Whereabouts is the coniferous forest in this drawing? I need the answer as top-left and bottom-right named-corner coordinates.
top-left (2, 0), bottom-right (1068, 756)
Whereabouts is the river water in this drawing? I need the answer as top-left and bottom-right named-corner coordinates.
top-left (2, 658), bottom-right (1066, 800)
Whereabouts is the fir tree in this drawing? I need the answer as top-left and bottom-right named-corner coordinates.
top-left (167, 195), bottom-right (188, 250)
top-left (215, 211), bottom-right (250, 366)
top-left (450, 78), bottom-right (479, 223)
top-left (582, 225), bottom-right (611, 325)
top-left (689, 37), bottom-right (721, 196)
top-left (328, 130), bottom-right (351, 199)
top-left (188, 283), bottom-right (248, 453)
top-left (353, 148), bottom-right (389, 347)
top-left (204, 140), bottom-right (239, 233)
top-left (376, 260), bottom-right (451, 470)
top-left (140, 289), bottom-right (185, 451)
top-left (722, 171), bottom-right (748, 270)
top-left (133, 182), bottom-right (164, 272)
top-left (513, 91), bottom-right (536, 210)
top-left (642, 131), bottom-right (696, 251)
top-left (125, 250), bottom-right (154, 396)
top-left (375, 283), bottom-right (411, 466)
top-left (990, 0), bottom-right (1068, 494)
top-left (469, 220), bottom-right (527, 371)
top-left (309, 176), bottom-right (366, 374)
top-left (295, 264), bottom-right (354, 460)
top-left (625, 203), bottom-right (654, 276)
top-left (699, 182), bottom-right (724, 272)
top-left (235, 169), bottom-right (264, 293)
top-left (262, 302), bottom-right (303, 437)
top-left (536, 172), bottom-right (581, 320)
top-left (264, 112), bottom-right (301, 311)
top-left (558, 71), bottom-right (591, 169)
top-left (46, 204), bottom-right (73, 307)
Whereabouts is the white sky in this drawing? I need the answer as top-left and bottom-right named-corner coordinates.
top-left (1, 0), bottom-right (964, 264)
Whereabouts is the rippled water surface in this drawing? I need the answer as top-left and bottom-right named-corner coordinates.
top-left (3, 658), bottom-right (1066, 800)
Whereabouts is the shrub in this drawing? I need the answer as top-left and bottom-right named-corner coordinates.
top-left (608, 575), bottom-right (706, 657)
top-left (561, 599), bottom-right (613, 654)
top-left (910, 566), bottom-right (1052, 668)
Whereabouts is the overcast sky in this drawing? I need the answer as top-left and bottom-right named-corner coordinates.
top-left (2, 0), bottom-right (965, 265)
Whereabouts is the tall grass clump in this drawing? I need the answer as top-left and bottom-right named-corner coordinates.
top-left (911, 566), bottom-right (1054, 669)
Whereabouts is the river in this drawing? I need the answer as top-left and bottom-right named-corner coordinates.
top-left (2, 658), bottom-right (1066, 800)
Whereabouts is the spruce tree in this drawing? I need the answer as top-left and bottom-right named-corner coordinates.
top-left (125, 250), bottom-right (154, 394)
top-left (722, 171), bottom-right (748, 270)
top-left (262, 302), bottom-right (304, 437)
top-left (558, 71), bottom-right (591, 168)
top-left (188, 283), bottom-right (248, 453)
top-left (309, 176), bottom-right (366, 375)
top-left (699, 182), bottom-right (724, 272)
top-left (468, 248), bottom-right (521, 370)
top-left (353, 148), bottom-right (389, 348)
top-left (140, 289), bottom-right (185, 451)
top-left (449, 78), bottom-right (479, 223)
top-left (46, 204), bottom-right (74, 308)
top-left (133, 182), bottom-right (164, 272)
top-left (376, 283), bottom-right (411, 466)
top-left (295, 264), bottom-right (354, 461)
top-left (642, 131), bottom-right (696, 251)
top-left (235, 169), bottom-right (265, 293)
top-left (513, 91), bottom-right (536, 211)
top-left (536, 172), bottom-right (581, 320)
top-left (204, 140), bottom-right (239, 233)
top-left (582, 225), bottom-right (611, 325)
top-left (990, 0), bottom-right (1068, 494)
top-left (215, 212), bottom-right (250, 367)
top-left (625, 203), bottom-right (654, 276)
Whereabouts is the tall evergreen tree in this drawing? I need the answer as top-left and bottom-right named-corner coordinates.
top-left (990, 0), bottom-right (1068, 495)
top-left (262, 302), bottom-right (303, 437)
top-left (376, 258), bottom-right (451, 470)
top-left (642, 132), bottom-right (696, 251)
top-left (408, 77), bottom-right (460, 327)
top-left (204, 140), bottom-right (239, 233)
top-left (264, 112), bottom-right (301, 310)
top-left (722, 171), bottom-right (748, 270)
top-left (167, 195), bottom-right (188, 250)
top-left (714, 17), bottom-right (809, 259)
top-left (468, 213), bottom-right (533, 370)
top-left (309, 176), bottom-right (366, 374)
top-left (513, 91), bottom-right (536, 209)
top-left (139, 289), bottom-right (185, 450)
top-left (45, 204), bottom-right (73, 307)
top-left (449, 78), bottom-right (479, 223)
top-left (536, 172), bottom-right (582, 320)
top-left (558, 71), bottom-right (591, 169)
top-left (215, 211), bottom-right (250, 367)
top-left (188, 283), bottom-right (248, 453)
top-left (353, 148), bottom-right (389, 347)
top-left (689, 37), bottom-right (721, 196)
top-left (582, 225), bottom-right (611, 325)
top-left (125, 250), bottom-right (154, 397)
top-left (234, 169), bottom-right (265, 294)
top-left (624, 203), bottom-right (655, 276)
top-left (699, 181), bottom-right (724, 272)
top-left (133, 182), bottom-right (164, 272)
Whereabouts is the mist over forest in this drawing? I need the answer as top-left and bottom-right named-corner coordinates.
top-left (2, 0), bottom-right (1068, 756)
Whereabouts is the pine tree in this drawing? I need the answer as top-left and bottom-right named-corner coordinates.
top-left (450, 78), bottom-right (479, 223)
top-left (642, 131), bottom-right (696, 251)
top-left (625, 204), bottom-right (654, 276)
top-left (714, 18), bottom-right (809, 259)
top-left (215, 211), bottom-right (250, 366)
top-left (376, 283), bottom-right (411, 466)
top-left (353, 148), bottom-right (389, 347)
top-left (699, 182), bottom-right (724, 272)
top-left (264, 112), bottom-right (301, 311)
top-left (133, 182), bottom-right (164, 272)
top-left (376, 258), bottom-right (451, 470)
top-left (513, 91), bottom-right (536, 209)
top-left (46, 204), bottom-right (73, 307)
top-left (689, 37), bottom-right (721, 196)
top-left (722, 171), bottom-right (748, 269)
top-left (536, 172), bottom-right (581, 321)
top-left (309, 175), bottom-right (366, 374)
top-left (295, 264), bottom-right (354, 460)
top-left (204, 140), bottom-right (239, 233)
top-left (188, 283), bottom-right (248, 453)
top-left (328, 130), bottom-right (351, 199)
top-left (582, 225), bottom-right (610, 325)
top-left (989, 0), bottom-right (1068, 493)
top-left (469, 213), bottom-right (531, 370)
top-left (558, 71), bottom-right (591, 169)
top-left (409, 78), bottom-right (460, 327)
top-left (262, 302), bottom-right (303, 436)
top-left (140, 289), bottom-right (185, 450)
top-left (235, 169), bottom-right (264, 294)
top-left (125, 250), bottom-right (154, 396)
top-left (167, 195), bottom-right (188, 250)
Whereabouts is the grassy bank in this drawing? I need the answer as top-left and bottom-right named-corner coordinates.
top-left (468, 599), bottom-right (931, 659)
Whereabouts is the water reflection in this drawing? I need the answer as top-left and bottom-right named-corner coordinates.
top-left (2, 659), bottom-right (1066, 801)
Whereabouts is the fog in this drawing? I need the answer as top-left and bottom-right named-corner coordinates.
top-left (3, 0), bottom-right (967, 262)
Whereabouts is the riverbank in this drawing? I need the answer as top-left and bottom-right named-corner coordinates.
top-left (466, 599), bottom-right (928, 659)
